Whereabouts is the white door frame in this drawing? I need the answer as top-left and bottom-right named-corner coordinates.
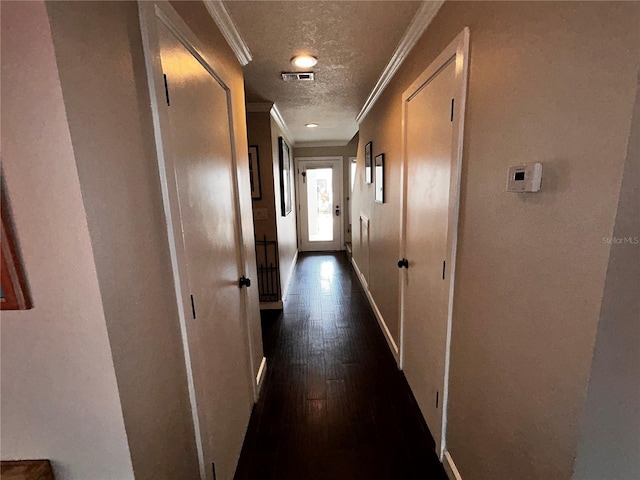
top-left (398, 28), bottom-right (470, 460)
top-left (347, 156), bottom-right (357, 243)
top-left (139, 3), bottom-right (258, 478)
top-left (295, 156), bottom-right (344, 251)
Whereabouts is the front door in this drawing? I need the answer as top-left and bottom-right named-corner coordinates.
top-left (296, 157), bottom-right (343, 251)
top-left (158, 19), bottom-right (253, 480)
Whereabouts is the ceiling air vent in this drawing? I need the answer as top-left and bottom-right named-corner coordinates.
top-left (281, 72), bottom-right (315, 82)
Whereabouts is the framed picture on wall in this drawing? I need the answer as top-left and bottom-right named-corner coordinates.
top-left (365, 141), bottom-right (373, 184)
top-left (248, 145), bottom-right (262, 200)
top-left (1, 181), bottom-right (32, 310)
top-left (375, 153), bottom-right (385, 203)
top-left (278, 137), bottom-right (293, 216)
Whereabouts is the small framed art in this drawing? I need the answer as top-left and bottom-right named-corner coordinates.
top-left (248, 145), bottom-right (262, 200)
top-left (1, 181), bottom-right (32, 310)
top-left (365, 141), bottom-right (372, 184)
top-left (375, 153), bottom-right (384, 203)
top-left (278, 137), bottom-right (293, 216)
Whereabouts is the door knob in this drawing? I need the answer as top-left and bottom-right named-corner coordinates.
top-left (238, 276), bottom-right (251, 288)
top-left (398, 258), bottom-right (409, 269)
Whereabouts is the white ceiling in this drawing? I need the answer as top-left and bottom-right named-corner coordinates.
top-left (224, 1), bottom-right (422, 145)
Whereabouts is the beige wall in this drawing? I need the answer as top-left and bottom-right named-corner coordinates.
top-left (44, 2), bottom-right (203, 478)
top-left (351, 2), bottom-right (639, 479)
top-left (3, 1), bottom-right (265, 478)
top-left (0, 2), bottom-right (134, 478)
top-left (572, 79), bottom-right (640, 480)
top-left (247, 112), bottom-right (299, 300)
top-left (271, 119), bottom-right (299, 296)
top-left (247, 112), bottom-right (278, 244)
top-left (293, 134), bottom-right (359, 246)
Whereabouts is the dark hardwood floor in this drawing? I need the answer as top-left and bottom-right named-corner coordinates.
top-left (234, 252), bottom-right (447, 480)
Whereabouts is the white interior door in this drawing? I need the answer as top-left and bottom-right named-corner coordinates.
top-left (400, 30), bottom-right (469, 458)
top-left (156, 18), bottom-right (253, 480)
top-left (296, 157), bottom-right (343, 251)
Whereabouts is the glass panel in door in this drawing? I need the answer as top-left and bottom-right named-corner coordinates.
top-left (306, 167), bottom-right (333, 242)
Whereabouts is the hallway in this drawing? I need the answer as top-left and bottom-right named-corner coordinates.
top-left (235, 253), bottom-right (447, 480)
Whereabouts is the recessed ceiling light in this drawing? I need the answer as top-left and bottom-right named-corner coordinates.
top-left (291, 55), bottom-right (318, 69)
top-left (305, 123), bottom-right (319, 128)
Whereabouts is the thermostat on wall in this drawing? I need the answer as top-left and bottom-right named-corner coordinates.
top-left (506, 162), bottom-right (543, 193)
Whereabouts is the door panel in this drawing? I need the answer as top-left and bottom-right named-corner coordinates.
top-left (158, 22), bottom-right (252, 480)
top-left (297, 159), bottom-right (343, 251)
top-left (403, 60), bottom-right (456, 455)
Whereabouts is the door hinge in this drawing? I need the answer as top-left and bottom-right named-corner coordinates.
top-left (450, 98), bottom-right (454, 122)
top-left (190, 294), bottom-right (196, 319)
top-left (442, 260), bottom-right (446, 280)
top-left (436, 391), bottom-right (439, 408)
top-left (163, 73), bottom-right (171, 106)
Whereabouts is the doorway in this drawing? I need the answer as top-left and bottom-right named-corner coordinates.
top-left (296, 157), bottom-right (344, 251)
top-left (141, 4), bottom-right (256, 479)
top-left (399, 29), bottom-right (469, 459)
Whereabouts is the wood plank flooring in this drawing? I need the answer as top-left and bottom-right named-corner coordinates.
top-left (234, 252), bottom-right (447, 480)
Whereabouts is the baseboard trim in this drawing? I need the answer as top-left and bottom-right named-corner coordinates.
top-left (281, 250), bottom-right (298, 302)
top-left (256, 356), bottom-right (267, 393)
top-left (444, 451), bottom-right (462, 480)
top-left (259, 301), bottom-right (283, 310)
top-left (350, 257), bottom-right (399, 363)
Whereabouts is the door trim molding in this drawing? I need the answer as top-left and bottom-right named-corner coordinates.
top-left (398, 27), bottom-right (470, 460)
top-left (281, 249), bottom-right (299, 302)
top-left (444, 451), bottom-right (463, 480)
top-left (139, 5), bottom-right (208, 476)
top-left (294, 156), bottom-right (344, 252)
top-left (256, 357), bottom-right (268, 393)
top-left (139, 3), bottom-right (258, 477)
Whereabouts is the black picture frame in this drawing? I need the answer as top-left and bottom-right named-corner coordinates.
top-left (248, 145), bottom-right (262, 200)
top-left (278, 137), bottom-right (293, 216)
top-left (1, 179), bottom-right (32, 310)
top-left (375, 153), bottom-right (385, 203)
top-left (365, 141), bottom-right (373, 184)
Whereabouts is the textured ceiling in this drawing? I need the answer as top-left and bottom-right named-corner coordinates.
top-left (224, 1), bottom-right (422, 145)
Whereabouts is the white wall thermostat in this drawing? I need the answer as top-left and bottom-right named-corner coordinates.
top-left (506, 162), bottom-right (543, 193)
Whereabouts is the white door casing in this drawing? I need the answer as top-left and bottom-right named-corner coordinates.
top-left (295, 157), bottom-right (344, 252)
top-left (399, 28), bottom-right (470, 460)
top-left (360, 215), bottom-right (370, 288)
top-left (139, 3), bottom-right (257, 479)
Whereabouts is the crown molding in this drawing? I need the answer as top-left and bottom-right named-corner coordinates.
top-left (246, 102), bottom-right (295, 145)
top-left (203, 1), bottom-right (252, 66)
top-left (246, 102), bottom-right (274, 113)
top-left (269, 104), bottom-right (295, 146)
top-left (294, 140), bottom-right (350, 149)
top-left (355, 0), bottom-right (444, 124)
